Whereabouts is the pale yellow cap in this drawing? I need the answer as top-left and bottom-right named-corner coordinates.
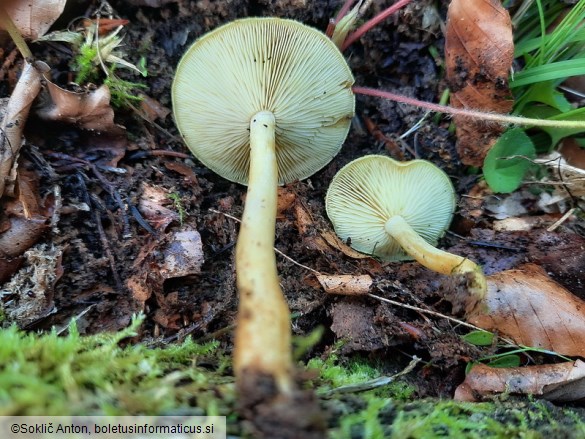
top-left (172, 17), bottom-right (355, 185)
top-left (326, 155), bottom-right (457, 261)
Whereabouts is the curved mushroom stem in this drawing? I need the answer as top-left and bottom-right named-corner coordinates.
top-left (384, 215), bottom-right (487, 300)
top-left (234, 110), bottom-right (294, 395)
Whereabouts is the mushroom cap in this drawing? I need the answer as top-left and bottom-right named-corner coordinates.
top-left (325, 155), bottom-right (457, 261)
top-left (172, 17), bottom-right (355, 185)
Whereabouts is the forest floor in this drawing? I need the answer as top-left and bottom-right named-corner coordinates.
top-left (1, 0), bottom-right (585, 437)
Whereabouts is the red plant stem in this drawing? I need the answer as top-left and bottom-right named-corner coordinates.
top-left (353, 86), bottom-right (585, 129)
top-left (326, 0), bottom-right (357, 37)
top-left (342, 0), bottom-right (413, 51)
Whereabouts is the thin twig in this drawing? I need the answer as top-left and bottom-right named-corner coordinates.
top-left (367, 292), bottom-right (486, 332)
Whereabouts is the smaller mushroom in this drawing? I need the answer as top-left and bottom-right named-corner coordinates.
top-left (326, 155), bottom-right (487, 299)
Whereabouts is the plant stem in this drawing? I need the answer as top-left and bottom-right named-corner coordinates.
top-left (354, 86), bottom-right (585, 130)
top-left (384, 215), bottom-right (487, 300)
top-left (0, 7), bottom-right (32, 59)
top-left (233, 110), bottom-right (293, 395)
top-left (342, 0), bottom-right (412, 51)
top-left (327, 0), bottom-right (357, 37)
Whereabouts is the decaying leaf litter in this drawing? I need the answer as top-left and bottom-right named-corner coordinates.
top-left (1, 0), bottom-right (585, 434)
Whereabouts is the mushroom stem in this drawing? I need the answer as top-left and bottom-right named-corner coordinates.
top-left (234, 110), bottom-right (293, 395)
top-left (384, 215), bottom-right (487, 299)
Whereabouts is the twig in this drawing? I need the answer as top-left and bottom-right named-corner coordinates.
top-left (93, 198), bottom-right (123, 292)
top-left (367, 292), bottom-right (486, 333)
top-left (547, 207), bottom-right (576, 232)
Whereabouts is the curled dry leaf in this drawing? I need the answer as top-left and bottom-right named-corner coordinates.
top-left (137, 183), bottom-right (179, 231)
top-left (36, 77), bottom-right (124, 134)
top-left (466, 264), bottom-right (585, 357)
top-left (3, 0), bottom-right (67, 40)
top-left (0, 167), bottom-right (51, 283)
top-left (126, 229), bottom-right (204, 324)
top-left (455, 360), bottom-right (585, 403)
top-left (445, 0), bottom-right (514, 166)
top-left (317, 274), bottom-right (373, 296)
top-left (0, 61), bottom-right (43, 197)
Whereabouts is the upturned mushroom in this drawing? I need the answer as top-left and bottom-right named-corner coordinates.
top-left (172, 18), bottom-right (354, 398)
top-left (326, 155), bottom-right (487, 299)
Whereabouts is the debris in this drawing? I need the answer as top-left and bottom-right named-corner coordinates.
top-left (455, 360), bottom-right (585, 403)
top-left (465, 264), bottom-right (585, 357)
top-left (445, 0), bottom-right (514, 166)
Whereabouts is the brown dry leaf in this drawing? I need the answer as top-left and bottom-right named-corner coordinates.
top-left (445, 0), bottom-right (514, 166)
top-left (137, 183), bottom-right (179, 231)
top-left (466, 264), bottom-right (585, 357)
top-left (126, 229), bottom-right (204, 318)
top-left (3, 0), bottom-right (67, 40)
top-left (0, 61), bottom-right (43, 197)
top-left (36, 78), bottom-right (124, 134)
top-left (317, 274), bottom-right (373, 296)
top-left (454, 360), bottom-right (585, 403)
top-left (320, 230), bottom-right (370, 259)
top-left (0, 166), bottom-right (51, 283)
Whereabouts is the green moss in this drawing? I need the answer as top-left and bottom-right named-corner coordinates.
top-left (308, 350), bottom-right (585, 438)
top-left (0, 315), bottom-right (232, 416)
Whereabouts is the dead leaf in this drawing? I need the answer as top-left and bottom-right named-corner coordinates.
top-left (445, 0), bottom-right (514, 166)
top-left (466, 264), bottom-right (585, 357)
top-left (137, 183), bottom-right (179, 231)
top-left (159, 230), bottom-right (204, 280)
top-left (0, 166), bottom-right (51, 283)
top-left (320, 230), bottom-right (370, 259)
top-left (317, 274), bottom-right (373, 296)
top-left (455, 360), bottom-right (585, 403)
top-left (36, 78), bottom-right (124, 134)
top-left (0, 61), bottom-right (43, 197)
top-left (126, 228), bottom-right (204, 325)
top-left (3, 0), bottom-right (66, 40)
top-left (139, 94), bottom-right (171, 123)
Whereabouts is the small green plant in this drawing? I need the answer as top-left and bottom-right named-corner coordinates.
top-left (40, 20), bottom-right (148, 108)
top-left (484, 0), bottom-right (585, 193)
top-left (462, 329), bottom-right (572, 372)
top-left (168, 192), bottom-right (187, 226)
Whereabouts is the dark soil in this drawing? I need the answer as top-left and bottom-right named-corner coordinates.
top-left (2, 0), bottom-right (585, 435)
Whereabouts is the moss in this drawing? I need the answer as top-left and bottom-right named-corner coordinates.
top-left (309, 350), bottom-right (585, 439)
top-left (0, 315), bottom-right (232, 416)
top-left (2, 320), bottom-right (584, 437)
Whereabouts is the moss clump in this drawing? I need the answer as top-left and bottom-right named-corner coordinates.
top-left (308, 350), bottom-right (585, 439)
top-left (0, 315), bottom-right (232, 416)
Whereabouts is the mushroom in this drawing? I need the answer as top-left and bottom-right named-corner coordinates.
top-left (325, 155), bottom-right (487, 299)
top-left (172, 18), bottom-right (354, 397)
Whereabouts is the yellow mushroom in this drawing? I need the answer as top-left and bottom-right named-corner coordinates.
top-left (172, 18), bottom-right (354, 396)
top-left (326, 155), bottom-right (487, 300)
